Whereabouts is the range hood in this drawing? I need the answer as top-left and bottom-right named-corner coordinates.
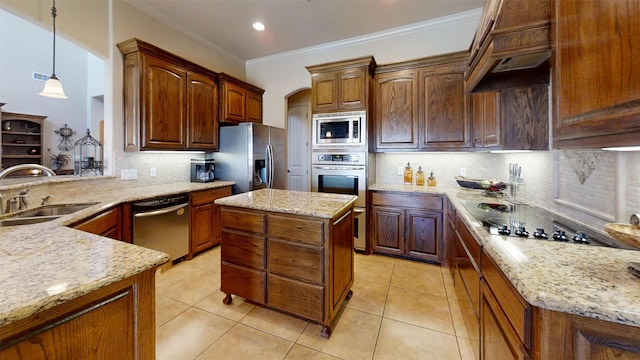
top-left (466, 0), bottom-right (551, 92)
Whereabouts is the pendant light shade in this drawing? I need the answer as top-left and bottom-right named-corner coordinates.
top-left (40, 0), bottom-right (68, 99)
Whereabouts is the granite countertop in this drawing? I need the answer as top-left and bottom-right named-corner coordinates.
top-left (370, 183), bottom-right (640, 328)
top-left (0, 179), bottom-right (235, 327)
top-left (215, 188), bottom-right (357, 218)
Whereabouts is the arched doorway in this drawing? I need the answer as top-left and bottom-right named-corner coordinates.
top-left (286, 88), bottom-right (311, 191)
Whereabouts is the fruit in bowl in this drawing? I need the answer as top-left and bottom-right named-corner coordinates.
top-left (456, 176), bottom-right (507, 191)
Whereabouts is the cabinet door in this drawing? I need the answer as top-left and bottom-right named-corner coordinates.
top-left (405, 210), bottom-right (442, 263)
top-left (553, 0), bottom-right (640, 148)
top-left (374, 70), bottom-right (419, 150)
top-left (246, 89), bottom-right (263, 123)
top-left (73, 207), bottom-right (122, 241)
top-left (338, 68), bottom-right (367, 110)
top-left (142, 55), bottom-right (187, 150)
top-left (471, 92), bottom-right (500, 148)
top-left (480, 281), bottom-right (528, 360)
top-left (221, 80), bottom-right (247, 123)
top-left (187, 72), bottom-right (218, 150)
top-left (371, 205), bottom-right (404, 255)
top-left (311, 72), bottom-right (338, 112)
top-left (191, 203), bottom-right (215, 255)
top-left (419, 72), bottom-right (470, 149)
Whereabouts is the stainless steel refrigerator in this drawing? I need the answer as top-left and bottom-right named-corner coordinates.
top-left (213, 123), bottom-right (286, 194)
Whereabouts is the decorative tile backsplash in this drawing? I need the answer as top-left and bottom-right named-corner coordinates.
top-left (563, 149), bottom-right (605, 184)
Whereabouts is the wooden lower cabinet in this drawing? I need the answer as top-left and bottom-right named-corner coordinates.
top-left (370, 191), bottom-right (443, 263)
top-left (71, 204), bottom-right (130, 242)
top-left (220, 205), bottom-right (354, 337)
top-left (0, 268), bottom-right (156, 359)
top-left (190, 186), bottom-right (232, 256)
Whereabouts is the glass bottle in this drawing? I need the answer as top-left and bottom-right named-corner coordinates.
top-left (416, 166), bottom-right (425, 186)
top-left (403, 162), bottom-right (413, 185)
top-left (427, 171), bottom-right (436, 187)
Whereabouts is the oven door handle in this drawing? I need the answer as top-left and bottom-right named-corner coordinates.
top-left (312, 166), bottom-right (366, 170)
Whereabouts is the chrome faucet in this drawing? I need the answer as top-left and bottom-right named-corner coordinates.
top-left (0, 164), bottom-right (57, 182)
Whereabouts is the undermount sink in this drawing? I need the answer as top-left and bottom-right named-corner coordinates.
top-left (604, 223), bottom-right (640, 249)
top-left (0, 202), bottom-right (99, 227)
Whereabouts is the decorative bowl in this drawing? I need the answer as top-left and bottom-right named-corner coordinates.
top-left (604, 223), bottom-right (640, 249)
top-left (455, 176), bottom-right (508, 192)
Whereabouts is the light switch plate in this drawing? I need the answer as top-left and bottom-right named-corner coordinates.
top-left (121, 169), bottom-right (138, 180)
top-left (397, 166), bottom-right (404, 175)
top-left (460, 168), bottom-right (467, 177)
top-left (149, 167), bottom-right (157, 177)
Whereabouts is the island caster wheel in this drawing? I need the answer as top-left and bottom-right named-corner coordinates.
top-left (222, 294), bottom-right (232, 305)
top-left (345, 290), bottom-right (353, 300)
top-left (320, 326), bottom-right (332, 338)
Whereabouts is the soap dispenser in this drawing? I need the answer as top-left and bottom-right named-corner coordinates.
top-left (403, 162), bottom-right (413, 185)
top-left (416, 166), bottom-right (425, 186)
top-left (427, 171), bottom-right (436, 187)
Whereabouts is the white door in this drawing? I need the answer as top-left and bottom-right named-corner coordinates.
top-left (287, 105), bottom-right (310, 191)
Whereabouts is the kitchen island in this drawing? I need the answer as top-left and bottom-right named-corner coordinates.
top-left (0, 178), bottom-right (234, 358)
top-left (370, 183), bottom-right (640, 359)
top-left (215, 189), bottom-right (357, 338)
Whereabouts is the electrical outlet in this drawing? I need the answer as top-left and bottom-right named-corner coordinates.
top-left (121, 169), bottom-right (138, 180)
top-left (460, 168), bottom-right (467, 177)
top-left (397, 166), bottom-right (404, 175)
top-left (149, 167), bottom-right (157, 178)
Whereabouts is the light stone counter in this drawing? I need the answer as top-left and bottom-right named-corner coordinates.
top-left (370, 183), bottom-right (640, 328)
top-left (0, 179), bottom-right (235, 327)
top-left (214, 188), bottom-right (357, 218)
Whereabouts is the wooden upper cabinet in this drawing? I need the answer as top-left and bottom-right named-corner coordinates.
top-left (373, 51), bottom-right (470, 152)
top-left (117, 38), bottom-right (219, 151)
top-left (219, 73), bottom-right (264, 124)
top-left (306, 56), bottom-right (376, 113)
top-left (374, 69), bottom-right (419, 150)
top-left (472, 92), bottom-right (501, 148)
top-left (419, 70), bottom-right (470, 150)
top-left (552, 0), bottom-right (640, 148)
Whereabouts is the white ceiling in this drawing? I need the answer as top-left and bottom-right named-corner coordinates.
top-left (125, 0), bottom-right (485, 61)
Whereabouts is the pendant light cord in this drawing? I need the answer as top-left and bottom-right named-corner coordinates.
top-left (51, 0), bottom-right (57, 77)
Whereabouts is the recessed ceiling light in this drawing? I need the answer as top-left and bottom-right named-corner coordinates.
top-left (253, 22), bottom-right (265, 31)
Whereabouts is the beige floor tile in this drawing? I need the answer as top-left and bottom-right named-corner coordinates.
top-left (196, 323), bottom-right (293, 360)
top-left (390, 261), bottom-right (446, 297)
top-left (346, 278), bottom-right (389, 316)
top-left (297, 308), bottom-right (381, 360)
top-left (240, 306), bottom-right (309, 342)
top-left (194, 291), bottom-right (256, 322)
top-left (156, 294), bottom-right (190, 326)
top-left (156, 262), bottom-right (204, 291)
top-left (189, 247), bottom-right (222, 273)
top-left (457, 336), bottom-right (479, 360)
top-left (163, 269), bottom-right (221, 306)
top-left (354, 256), bottom-right (394, 285)
top-left (284, 344), bottom-right (342, 360)
top-left (443, 268), bottom-right (458, 300)
top-left (384, 286), bottom-right (455, 335)
top-left (357, 253), bottom-right (396, 265)
top-left (373, 318), bottom-right (461, 360)
top-left (156, 307), bottom-right (235, 360)
top-left (449, 299), bottom-right (479, 340)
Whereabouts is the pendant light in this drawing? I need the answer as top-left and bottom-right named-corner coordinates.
top-left (39, 0), bottom-right (68, 99)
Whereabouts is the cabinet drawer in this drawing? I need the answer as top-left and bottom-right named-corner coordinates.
top-left (371, 192), bottom-right (443, 211)
top-left (454, 214), bottom-right (481, 268)
top-left (481, 252), bottom-right (530, 347)
top-left (268, 239), bottom-right (323, 284)
top-left (221, 231), bottom-right (265, 270)
top-left (221, 208), bottom-right (265, 234)
top-left (268, 215), bottom-right (324, 246)
top-left (221, 263), bottom-right (266, 304)
top-left (191, 186), bottom-right (231, 206)
top-left (268, 274), bottom-right (323, 323)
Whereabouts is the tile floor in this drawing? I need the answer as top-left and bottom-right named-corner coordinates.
top-left (155, 246), bottom-right (476, 360)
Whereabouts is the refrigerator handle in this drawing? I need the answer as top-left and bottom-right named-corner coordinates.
top-left (266, 144), bottom-right (274, 188)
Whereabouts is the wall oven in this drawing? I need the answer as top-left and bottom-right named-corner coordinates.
top-left (312, 152), bottom-right (367, 251)
top-left (312, 111), bottom-right (366, 149)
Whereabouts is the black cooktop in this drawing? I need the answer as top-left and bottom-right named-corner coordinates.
top-left (459, 200), bottom-right (619, 248)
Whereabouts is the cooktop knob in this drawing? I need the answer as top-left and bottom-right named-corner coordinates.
top-left (515, 226), bottom-right (529, 238)
top-left (533, 228), bottom-right (549, 239)
top-left (552, 229), bottom-right (569, 241)
top-left (572, 231), bottom-right (590, 244)
top-left (498, 224), bottom-right (511, 235)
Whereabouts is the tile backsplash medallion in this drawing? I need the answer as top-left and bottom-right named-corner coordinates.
top-left (376, 150), bottom-right (640, 234)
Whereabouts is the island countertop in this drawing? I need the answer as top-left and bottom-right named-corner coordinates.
top-left (0, 179), bottom-right (235, 328)
top-left (215, 188), bottom-right (357, 218)
top-left (369, 183), bottom-right (640, 328)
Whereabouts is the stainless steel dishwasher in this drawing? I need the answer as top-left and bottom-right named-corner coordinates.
top-left (132, 194), bottom-right (190, 263)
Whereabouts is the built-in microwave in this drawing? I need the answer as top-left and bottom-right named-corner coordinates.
top-left (312, 111), bottom-right (366, 149)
